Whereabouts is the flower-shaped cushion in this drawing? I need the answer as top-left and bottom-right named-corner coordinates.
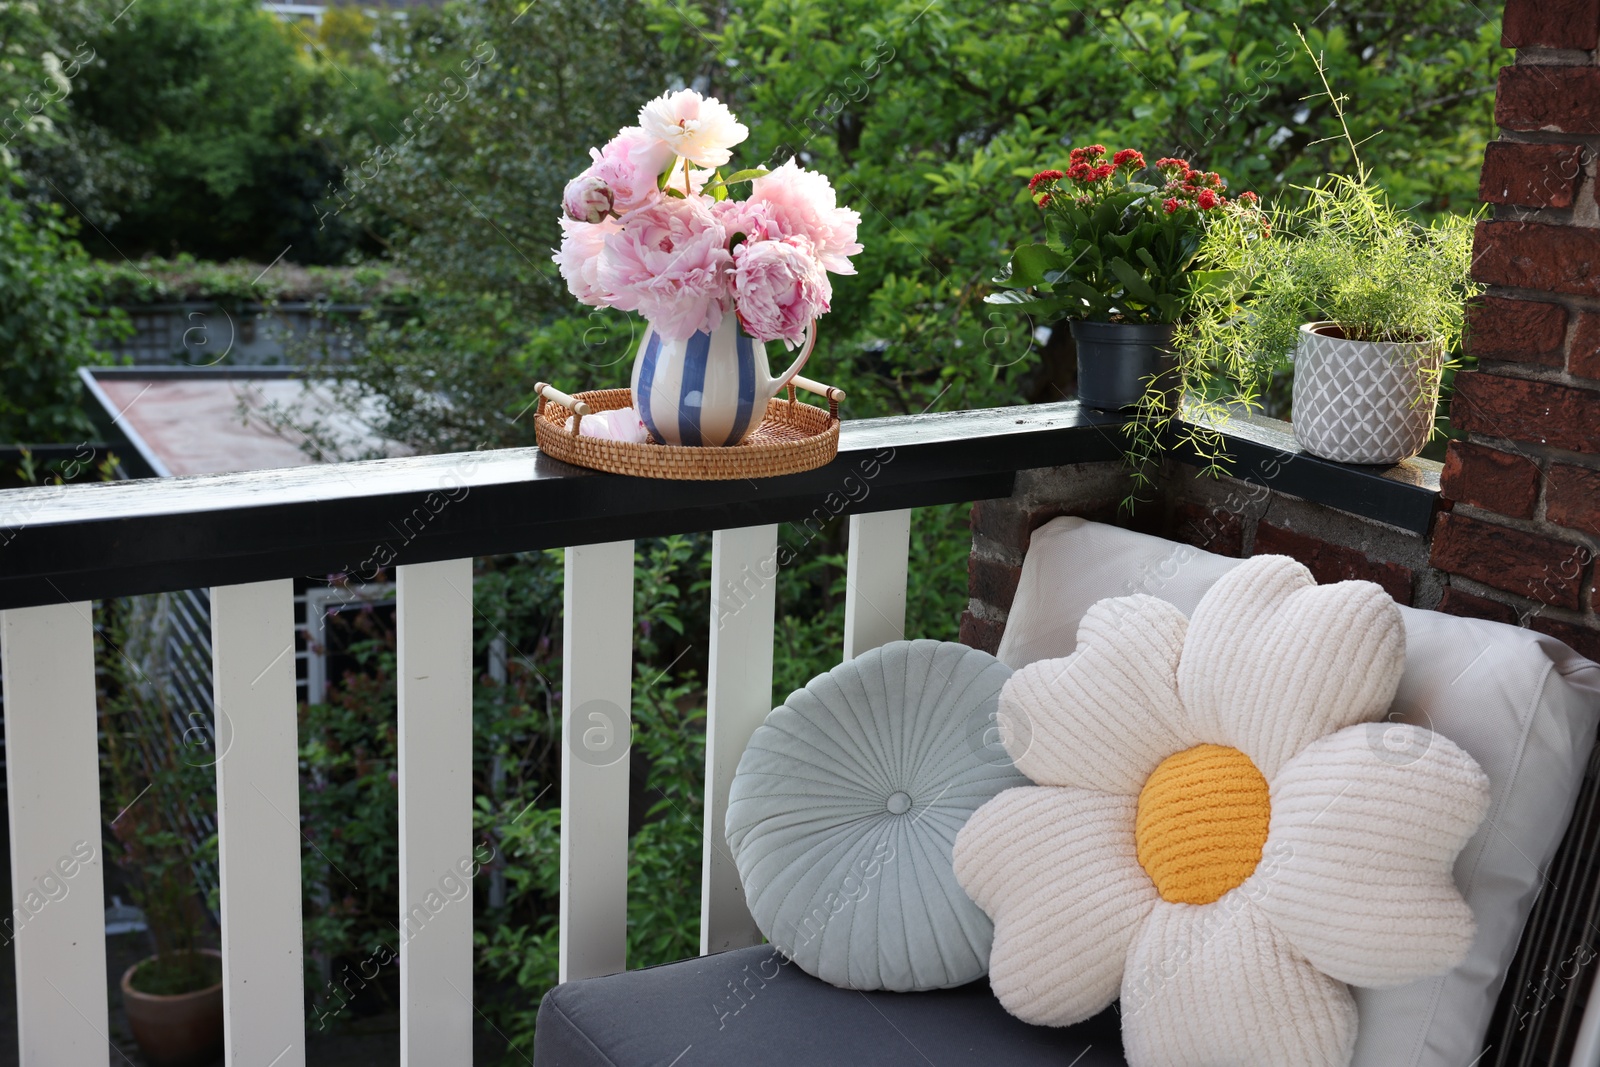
top-left (952, 555), bottom-right (1492, 1067)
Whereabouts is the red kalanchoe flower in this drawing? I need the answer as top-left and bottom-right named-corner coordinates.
top-left (1068, 147), bottom-right (1087, 164)
top-left (1184, 169), bottom-right (1204, 183)
top-left (1084, 144), bottom-right (1106, 159)
top-left (1205, 171), bottom-right (1225, 188)
top-left (1163, 197), bottom-right (1180, 214)
top-left (1155, 157), bottom-right (1189, 171)
top-left (1112, 148), bottom-right (1145, 169)
top-left (1067, 161), bottom-right (1095, 182)
top-left (1028, 169), bottom-right (1064, 192)
top-left (1239, 190), bottom-right (1259, 204)
top-left (1197, 189), bottom-right (1218, 210)
top-left (1093, 162), bottom-right (1116, 180)
top-left (1038, 193), bottom-right (1051, 207)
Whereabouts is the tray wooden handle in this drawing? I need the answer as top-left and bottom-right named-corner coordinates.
top-left (787, 375), bottom-right (845, 419)
top-left (535, 381), bottom-right (591, 437)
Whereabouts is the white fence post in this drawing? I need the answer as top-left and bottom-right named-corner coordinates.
top-left (397, 559), bottom-right (475, 1065)
top-left (701, 525), bottom-right (779, 955)
top-left (843, 509), bottom-right (911, 660)
top-left (559, 541), bottom-right (635, 982)
top-left (212, 580), bottom-right (305, 1067)
top-left (0, 603), bottom-right (110, 1065)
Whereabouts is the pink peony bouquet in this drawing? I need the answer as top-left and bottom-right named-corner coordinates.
top-left (554, 90), bottom-right (862, 347)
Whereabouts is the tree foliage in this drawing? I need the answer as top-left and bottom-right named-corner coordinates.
top-left (644, 0), bottom-right (1504, 415)
top-left (32, 0), bottom-right (405, 263)
top-left (0, 182), bottom-right (124, 442)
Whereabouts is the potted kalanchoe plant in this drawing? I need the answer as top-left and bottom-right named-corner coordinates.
top-left (987, 146), bottom-right (1263, 410)
top-left (554, 89), bottom-right (862, 447)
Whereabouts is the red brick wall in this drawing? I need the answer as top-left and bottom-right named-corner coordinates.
top-left (962, 0), bottom-right (1600, 662)
top-left (1437, 0), bottom-right (1600, 660)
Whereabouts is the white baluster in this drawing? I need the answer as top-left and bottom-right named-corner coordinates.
top-left (701, 525), bottom-right (779, 955)
top-left (212, 580), bottom-right (305, 1067)
top-left (843, 509), bottom-right (912, 660)
top-left (559, 541), bottom-right (635, 982)
top-left (0, 603), bottom-right (109, 1065)
top-left (397, 560), bottom-right (474, 1065)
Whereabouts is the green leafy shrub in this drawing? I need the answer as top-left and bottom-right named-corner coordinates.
top-left (85, 257), bottom-right (415, 309)
top-left (1180, 41), bottom-right (1480, 374)
top-left (42, 0), bottom-right (404, 263)
top-left (0, 180), bottom-right (126, 444)
top-left (1180, 175), bottom-right (1478, 369)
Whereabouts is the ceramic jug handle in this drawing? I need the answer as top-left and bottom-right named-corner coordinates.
top-left (769, 320), bottom-right (818, 392)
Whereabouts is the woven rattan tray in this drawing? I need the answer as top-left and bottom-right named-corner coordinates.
top-left (533, 376), bottom-right (844, 480)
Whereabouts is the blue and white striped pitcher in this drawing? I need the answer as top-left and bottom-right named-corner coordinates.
top-left (630, 315), bottom-right (815, 447)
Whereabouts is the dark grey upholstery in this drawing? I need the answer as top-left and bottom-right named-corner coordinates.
top-left (535, 944), bottom-right (1126, 1066)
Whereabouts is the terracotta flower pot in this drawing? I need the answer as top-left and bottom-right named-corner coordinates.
top-left (121, 950), bottom-right (224, 1067)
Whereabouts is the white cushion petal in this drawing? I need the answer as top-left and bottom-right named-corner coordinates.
top-left (1123, 896), bottom-right (1357, 1067)
top-left (1179, 555), bottom-right (1407, 779)
top-left (1256, 723), bottom-right (1491, 988)
top-left (999, 594), bottom-right (1194, 793)
top-left (953, 785), bottom-right (1156, 1025)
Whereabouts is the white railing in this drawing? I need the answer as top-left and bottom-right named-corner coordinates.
top-left (0, 510), bottom-right (913, 1064)
top-left (0, 399), bottom-right (1148, 1062)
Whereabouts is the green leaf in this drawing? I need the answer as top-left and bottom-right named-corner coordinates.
top-left (984, 290), bottom-right (1075, 317)
top-left (1110, 258), bottom-right (1161, 305)
top-left (1185, 269), bottom-right (1234, 298)
top-left (1060, 278), bottom-right (1111, 309)
top-left (1004, 243), bottom-right (1071, 287)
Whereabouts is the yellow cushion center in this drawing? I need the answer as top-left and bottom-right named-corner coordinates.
top-left (1135, 744), bottom-right (1271, 905)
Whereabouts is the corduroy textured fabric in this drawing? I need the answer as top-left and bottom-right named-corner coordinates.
top-left (952, 555), bottom-right (1493, 1067)
top-left (1134, 744), bottom-right (1271, 905)
top-left (727, 640), bottom-right (1029, 992)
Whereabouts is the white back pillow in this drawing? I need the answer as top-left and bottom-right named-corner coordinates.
top-left (996, 517), bottom-right (1600, 1067)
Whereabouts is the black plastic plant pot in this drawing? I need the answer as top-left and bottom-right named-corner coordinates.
top-left (1068, 320), bottom-right (1178, 412)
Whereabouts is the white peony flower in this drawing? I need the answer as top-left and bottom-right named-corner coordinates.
top-left (637, 88), bottom-right (749, 169)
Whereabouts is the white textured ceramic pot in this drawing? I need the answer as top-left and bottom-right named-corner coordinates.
top-left (1291, 321), bottom-right (1443, 465)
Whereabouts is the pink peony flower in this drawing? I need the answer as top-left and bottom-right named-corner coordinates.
top-left (567, 407), bottom-right (649, 443)
top-left (579, 126), bottom-right (676, 218)
top-left (712, 197), bottom-right (780, 244)
top-left (733, 234), bottom-right (831, 347)
top-left (598, 197), bottom-right (733, 341)
top-left (748, 158), bottom-right (863, 274)
top-left (554, 216), bottom-right (619, 307)
top-left (638, 89), bottom-right (749, 169)
top-left (563, 174), bottom-right (613, 223)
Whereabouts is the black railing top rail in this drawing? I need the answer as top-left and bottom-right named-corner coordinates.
top-left (0, 401), bottom-right (1439, 611)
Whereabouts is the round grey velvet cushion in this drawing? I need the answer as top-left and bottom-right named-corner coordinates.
top-left (726, 640), bottom-right (1028, 992)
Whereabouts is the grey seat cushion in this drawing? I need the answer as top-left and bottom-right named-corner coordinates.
top-left (726, 640), bottom-right (1029, 991)
top-left (534, 944), bottom-right (1127, 1066)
